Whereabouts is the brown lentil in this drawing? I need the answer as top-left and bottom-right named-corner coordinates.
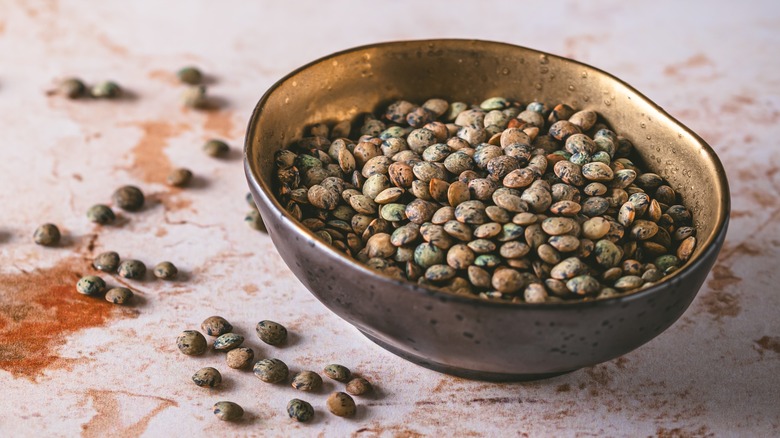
top-left (33, 223), bottom-right (61, 246)
top-left (177, 330), bottom-right (207, 355)
top-left (326, 392), bottom-right (357, 417)
top-left (192, 367), bottom-right (222, 388)
top-left (93, 251), bottom-right (120, 272)
top-left (226, 347), bottom-right (255, 369)
top-left (212, 401), bottom-right (243, 421)
top-left (256, 320), bottom-right (288, 345)
top-left (323, 364), bottom-right (351, 382)
top-left (253, 358), bottom-right (289, 383)
top-left (201, 316), bottom-right (233, 337)
top-left (105, 287), bottom-right (133, 304)
top-left (346, 377), bottom-right (373, 396)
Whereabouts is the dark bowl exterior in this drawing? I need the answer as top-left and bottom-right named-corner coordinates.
top-left (244, 39), bottom-right (730, 380)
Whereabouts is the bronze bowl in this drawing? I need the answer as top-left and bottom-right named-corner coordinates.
top-left (244, 39), bottom-right (729, 381)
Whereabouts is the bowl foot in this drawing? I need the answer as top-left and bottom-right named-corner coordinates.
top-left (358, 330), bottom-right (578, 382)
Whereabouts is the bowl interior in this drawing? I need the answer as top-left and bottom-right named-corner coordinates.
top-left (245, 39), bottom-right (729, 298)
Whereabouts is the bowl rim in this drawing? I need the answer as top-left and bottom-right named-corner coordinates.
top-left (244, 38), bottom-right (731, 309)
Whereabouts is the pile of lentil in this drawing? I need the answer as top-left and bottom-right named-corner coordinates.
top-left (272, 97), bottom-right (697, 302)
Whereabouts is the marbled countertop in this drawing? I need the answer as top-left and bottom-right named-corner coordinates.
top-left (1, 1), bottom-right (778, 436)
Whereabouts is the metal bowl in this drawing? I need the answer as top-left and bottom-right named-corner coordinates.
top-left (244, 39), bottom-right (729, 381)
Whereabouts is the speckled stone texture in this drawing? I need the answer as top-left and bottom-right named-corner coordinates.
top-left (0, 1), bottom-right (778, 436)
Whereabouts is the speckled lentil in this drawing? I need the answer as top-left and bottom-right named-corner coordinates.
top-left (86, 204), bottom-right (115, 225)
top-left (291, 371), bottom-right (323, 392)
top-left (105, 287), bottom-right (133, 304)
top-left (91, 80), bottom-right (121, 98)
top-left (253, 358), bottom-right (289, 383)
top-left (326, 392), bottom-right (357, 417)
top-left (271, 97), bottom-right (697, 301)
top-left (212, 401), bottom-right (243, 421)
top-left (117, 259), bottom-right (146, 279)
top-left (287, 399), bottom-right (315, 422)
top-left (177, 330), bottom-right (207, 355)
top-left (201, 316), bottom-right (233, 337)
top-left (153, 261), bottom-right (178, 280)
top-left (192, 367), bottom-right (222, 388)
top-left (203, 139), bottom-right (230, 158)
top-left (112, 185), bottom-right (145, 211)
top-left (177, 66), bottom-right (203, 85)
top-left (323, 364), bottom-right (351, 382)
top-left (213, 333), bottom-right (244, 351)
top-left (59, 77), bottom-right (86, 98)
top-left (226, 347), bottom-right (255, 369)
top-left (76, 275), bottom-right (106, 296)
top-left (256, 320), bottom-right (288, 345)
top-left (33, 223), bottom-right (61, 246)
top-left (167, 168), bottom-right (193, 187)
top-left (346, 377), bottom-right (373, 396)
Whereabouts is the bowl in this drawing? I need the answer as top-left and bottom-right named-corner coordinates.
top-left (244, 39), bottom-right (729, 381)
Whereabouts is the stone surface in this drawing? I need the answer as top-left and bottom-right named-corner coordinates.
top-left (0, 1), bottom-right (778, 436)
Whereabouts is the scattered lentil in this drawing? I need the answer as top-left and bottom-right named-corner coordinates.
top-left (287, 399), bottom-right (315, 422)
top-left (112, 185), bottom-right (145, 211)
top-left (245, 209), bottom-right (267, 232)
top-left (117, 259), bottom-right (146, 279)
top-left (86, 204), bottom-right (115, 225)
top-left (291, 371), bottom-right (323, 392)
top-left (167, 168), bottom-right (193, 187)
top-left (201, 316), bottom-right (233, 337)
top-left (212, 401), bottom-right (243, 421)
top-left (33, 223), bottom-right (61, 246)
top-left (153, 261), bottom-right (178, 280)
top-left (253, 358), bottom-right (289, 383)
top-left (203, 139), bottom-right (230, 158)
top-left (177, 66), bottom-right (203, 85)
top-left (59, 77), bottom-right (86, 98)
top-left (213, 333), bottom-right (244, 351)
top-left (76, 275), bottom-right (106, 296)
top-left (182, 85), bottom-right (207, 108)
top-left (192, 367), bottom-right (222, 388)
top-left (105, 287), bottom-right (133, 304)
top-left (177, 330), bottom-right (207, 355)
top-left (256, 320), bottom-right (288, 345)
top-left (226, 347), bottom-right (255, 369)
top-left (326, 392), bottom-right (357, 417)
top-left (93, 251), bottom-right (120, 272)
top-left (346, 377), bottom-right (373, 396)
top-left (323, 364), bottom-right (351, 382)
top-left (91, 80), bottom-right (121, 98)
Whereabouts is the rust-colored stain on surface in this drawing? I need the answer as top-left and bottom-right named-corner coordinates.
top-left (702, 264), bottom-right (742, 319)
top-left (755, 336), bottom-right (780, 355)
top-left (130, 121), bottom-right (188, 184)
top-left (203, 110), bottom-right (235, 139)
top-left (663, 53), bottom-right (715, 77)
top-left (0, 258), bottom-right (136, 379)
top-left (81, 389), bottom-right (177, 437)
top-left (656, 425), bottom-right (713, 438)
top-left (147, 69), bottom-right (179, 86)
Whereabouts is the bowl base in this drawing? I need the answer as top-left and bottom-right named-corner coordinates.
top-left (359, 330), bottom-right (577, 382)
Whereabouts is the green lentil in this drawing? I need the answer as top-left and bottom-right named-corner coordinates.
top-left (256, 320), bottom-right (288, 345)
top-left (91, 81), bottom-right (121, 98)
top-left (291, 371), bottom-right (323, 392)
top-left (177, 330), bottom-right (207, 355)
top-left (167, 168), bottom-right (193, 187)
top-left (212, 401), bottom-right (243, 421)
top-left (177, 66), bottom-right (203, 85)
top-left (203, 139), bottom-right (229, 158)
top-left (326, 392), bottom-right (357, 417)
top-left (201, 316), bottom-right (233, 337)
top-left (153, 261), bottom-right (178, 280)
top-left (33, 223), bottom-right (61, 246)
top-left (287, 399), bottom-right (315, 422)
top-left (112, 185), bottom-right (145, 211)
top-left (213, 333), bottom-right (244, 351)
top-left (59, 77), bottom-right (86, 98)
top-left (76, 275), bottom-right (106, 296)
top-left (93, 251), bottom-right (120, 272)
top-left (323, 364), bottom-right (351, 382)
top-left (117, 259), bottom-right (146, 279)
top-left (105, 287), bottom-right (133, 304)
top-left (182, 85), bottom-right (207, 108)
top-left (253, 358), bottom-right (289, 383)
top-left (192, 367), bottom-right (222, 388)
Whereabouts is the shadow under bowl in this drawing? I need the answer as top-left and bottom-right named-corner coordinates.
top-left (244, 39), bottom-right (730, 381)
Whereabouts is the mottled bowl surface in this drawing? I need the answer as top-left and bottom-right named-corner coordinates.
top-left (244, 39), bottom-right (729, 381)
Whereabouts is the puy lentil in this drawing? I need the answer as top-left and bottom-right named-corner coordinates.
top-left (287, 399), bottom-right (315, 422)
top-left (177, 66), bottom-right (203, 85)
top-left (153, 261), bottom-right (178, 280)
top-left (93, 251), bottom-right (120, 272)
top-left (226, 347), bottom-right (255, 369)
top-left (86, 204), bottom-right (115, 224)
top-left (167, 168), bottom-right (193, 187)
top-left (177, 330), bottom-right (207, 355)
top-left (105, 287), bottom-right (133, 304)
top-left (326, 392), bottom-right (357, 417)
top-left (192, 367), bottom-right (222, 388)
top-left (117, 259), bottom-right (146, 279)
top-left (212, 401), bottom-right (243, 421)
top-left (76, 275), bottom-right (106, 296)
top-left (203, 139), bottom-right (230, 158)
top-left (323, 364), bottom-right (351, 382)
top-left (213, 333), bottom-right (244, 351)
top-left (59, 77), bottom-right (86, 98)
top-left (199, 317), bottom-right (233, 339)
top-left (34, 223), bottom-right (61, 246)
top-left (112, 185), bottom-right (145, 211)
top-left (91, 81), bottom-right (121, 98)
top-left (271, 97), bottom-right (697, 301)
top-left (256, 320), bottom-right (288, 345)
top-left (253, 358), bottom-right (289, 383)
top-left (182, 85), bottom-right (207, 108)
top-left (291, 371), bottom-right (323, 392)
top-left (346, 377), bottom-right (373, 396)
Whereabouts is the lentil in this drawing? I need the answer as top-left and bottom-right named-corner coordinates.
top-left (167, 168), bottom-right (193, 187)
top-left (177, 330), bottom-right (207, 355)
top-left (117, 259), bottom-right (146, 279)
top-left (91, 81), bottom-right (121, 98)
top-left (177, 66), bottom-right (203, 85)
top-left (287, 399), bottom-right (315, 422)
top-left (33, 223), bottom-right (61, 246)
top-left (212, 401), bottom-right (243, 421)
top-left (59, 77), bottom-right (86, 98)
top-left (192, 367), bottom-right (222, 388)
top-left (213, 333), bottom-right (244, 351)
top-left (346, 377), bottom-right (373, 396)
top-left (105, 287), bottom-right (133, 304)
top-left (76, 275), bottom-right (106, 296)
top-left (326, 392), bottom-right (357, 417)
top-left (203, 139), bottom-right (229, 158)
top-left (112, 185), bottom-right (145, 211)
top-left (226, 347), bottom-right (255, 369)
top-left (201, 316), bottom-right (233, 337)
top-left (323, 364), bottom-right (351, 382)
top-left (256, 320), bottom-right (288, 345)
top-left (182, 85), bottom-right (207, 108)
top-left (253, 358), bottom-right (289, 383)
top-left (153, 261), bottom-right (178, 280)
top-left (291, 371), bottom-right (323, 392)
